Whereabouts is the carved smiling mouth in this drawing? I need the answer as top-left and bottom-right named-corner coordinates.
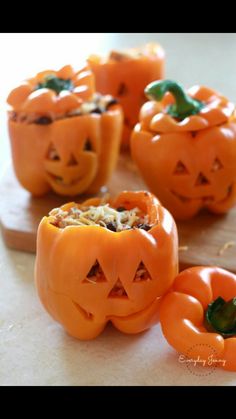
top-left (72, 295), bottom-right (159, 323)
top-left (46, 171), bottom-right (86, 186)
top-left (71, 273), bottom-right (150, 320)
top-left (171, 184), bottom-right (234, 204)
top-left (72, 301), bottom-right (94, 321)
top-left (71, 289), bottom-right (130, 323)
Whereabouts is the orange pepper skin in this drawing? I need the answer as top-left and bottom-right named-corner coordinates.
top-left (7, 64), bottom-right (123, 197)
top-left (35, 191), bottom-right (178, 340)
top-left (131, 85), bottom-right (236, 220)
top-left (8, 108), bottom-right (122, 196)
top-left (88, 43), bottom-right (165, 148)
top-left (159, 266), bottom-right (236, 372)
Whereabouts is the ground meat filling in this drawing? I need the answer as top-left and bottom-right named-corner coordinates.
top-left (48, 204), bottom-right (152, 232)
top-left (9, 93), bottom-right (117, 124)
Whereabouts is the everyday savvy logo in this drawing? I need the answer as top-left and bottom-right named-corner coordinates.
top-left (178, 344), bottom-right (227, 377)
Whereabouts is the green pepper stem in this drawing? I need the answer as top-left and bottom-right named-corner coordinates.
top-left (144, 79), bottom-right (204, 120)
top-left (36, 75), bottom-right (74, 95)
top-left (205, 296), bottom-right (236, 338)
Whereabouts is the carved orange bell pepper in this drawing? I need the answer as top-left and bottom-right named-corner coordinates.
top-left (35, 191), bottom-right (178, 340)
top-left (88, 43), bottom-right (165, 148)
top-left (7, 64), bottom-right (123, 196)
top-left (131, 80), bottom-right (236, 219)
top-left (159, 266), bottom-right (236, 372)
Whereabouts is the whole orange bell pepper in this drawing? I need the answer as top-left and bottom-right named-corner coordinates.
top-left (131, 80), bottom-right (236, 219)
top-left (88, 43), bottom-right (165, 148)
top-left (35, 191), bottom-right (178, 340)
top-left (159, 266), bottom-right (236, 372)
top-left (7, 64), bottom-right (123, 196)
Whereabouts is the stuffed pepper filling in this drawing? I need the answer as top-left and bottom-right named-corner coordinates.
top-left (9, 92), bottom-right (117, 125)
top-left (48, 204), bottom-right (152, 232)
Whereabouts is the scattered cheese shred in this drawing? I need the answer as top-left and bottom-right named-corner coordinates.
top-left (217, 241), bottom-right (236, 256)
top-left (178, 246), bottom-right (189, 251)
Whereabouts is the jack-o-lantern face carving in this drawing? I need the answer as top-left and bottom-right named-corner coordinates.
top-left (7, 64), bottom-right (123, 196)
top-left (8, 111), bottom-right (122, 196)
top-left (131, 81), bottom-right (236, 219)
top-left (35, 191), bottom-right (178, 339)
top-left (88, 43), bottom-right (165, 148)
top-left (44, 139), bottom-right (97, 196)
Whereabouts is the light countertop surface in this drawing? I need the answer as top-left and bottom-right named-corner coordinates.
top-left (1, 33), bottom-right (236, 386)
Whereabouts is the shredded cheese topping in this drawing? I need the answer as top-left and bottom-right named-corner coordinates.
top-left (48, 204), bottom-right (151, 232)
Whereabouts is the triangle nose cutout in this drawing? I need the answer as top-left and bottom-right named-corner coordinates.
top-left (108, 279), bottom-right (129, 298)
top-left (47, 143), bottom-right (60, 160)
top-left (195, 172), bottom-right (210, 186)
top-left (67, 153), bottom-right (78, 166)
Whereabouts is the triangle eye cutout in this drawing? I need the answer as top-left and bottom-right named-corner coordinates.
top-left (83, 260), bottom-right (107, 284)
top-left (46, 143), bottom-right (60, 161)
top-left (67, 153), bottom-right (77, 166)
top-left (108, 279), bottom-right (129, 298)
top-left (133, 262), bottom-right (152, 282)
top-left (195, 172), bottom-right (210, 186)
top-left (83, 138), bottom-right (93, 151)
top-left (117, 82), bottom-right (128, 96)
top-left (211, 157), bottom-right (224, 172)
top-left (173, 161), bottom-right (189, 175)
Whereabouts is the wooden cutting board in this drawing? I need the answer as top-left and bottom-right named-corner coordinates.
top-left (0, 153), bottom-right (236, 272)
